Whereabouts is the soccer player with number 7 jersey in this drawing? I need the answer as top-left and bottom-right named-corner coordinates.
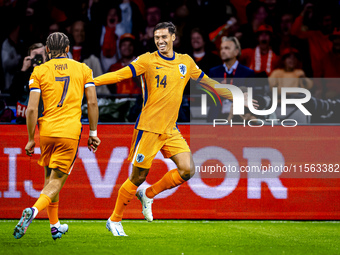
top-left (13, 32), bottom-right (101, 240)
top-left (95, 22), bottom-right (256, 236)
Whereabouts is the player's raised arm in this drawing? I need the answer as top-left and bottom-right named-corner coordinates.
top-left (94, 65), bottom-right (134, 86)
top-left (188, 56), bottom-right (258, 108)
top-left (94, 53), bottom-right (150, 86)
top-left (199, 74), bottom-right (258, 108)
top-left (187, 55), bottom-right (233, 100)
top-left (199, 74), bottom-right (233, 100)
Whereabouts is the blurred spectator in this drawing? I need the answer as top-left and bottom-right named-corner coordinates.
top-left (139, 5), bottom-right (162, 53)
top-left (108, 33), bottom-right (141, 95)
top-left (209, 36), bottom-right (254, 84)
top-left (240, 24), bottom-right (279, 77)
top-left (273, 12), bottom-right (312, 76)
top-left (92, 2), bottom-right (132, 72)
top-left (291, 3), bottom-right (333, 77)
top-left (314, 28), bottom-right (340, 99)
top-left (239, 1), bottom-right (269, 49)
top-left (209, 17), bottom-right (240, 50)
top-left (208, 36), bottom-right (254, 121)
top-left (69, 20), bottom-right (102, 77)
top-left (230, 0), bottom-right (251, 25)
top-left (187, 0), bottom-right (237, 34)
top-left (9, 43), bottom-right (46, 123)
top-left (189, 28), bottom-right (221, 74)
top-left (1, 21), bottom-right (23, 92)
top-left (171, 2), bottom-right (191, 53)
top-left (269, 48), bottom-right (313, 96)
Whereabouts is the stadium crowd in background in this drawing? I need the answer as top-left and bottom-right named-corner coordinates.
top-left (0, 0), bottom-right (339, 123)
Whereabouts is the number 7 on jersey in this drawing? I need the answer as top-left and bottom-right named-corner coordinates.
top-left (55, 76), bottom-right (70, 107)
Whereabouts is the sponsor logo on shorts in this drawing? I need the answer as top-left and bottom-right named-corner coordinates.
top-left (136, 153), bottom-right (145, 163)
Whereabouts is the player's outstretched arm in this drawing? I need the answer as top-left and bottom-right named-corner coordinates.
top-left (199, 75), bottom-right (258, 109)
top-left (94, 66), bottom-right (134, 86)
top-left (199, 74), bottom-right (234, 100)
top-left (85, 86), bottom-right (101, 152)
top-left (25, 91), bottom-right (40, 156)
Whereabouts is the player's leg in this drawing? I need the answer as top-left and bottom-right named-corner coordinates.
top-left (43, 166), bottom-right (69, 240)
top-left (109, 166), bottom-right (148, 222)
top-left (13, 168), bottom-right (68, 239)
top-left (144, 129), bottom-right (193, 199)
top-left (107, 130), bottom-right (161, 235)
top-left (43, 137), bottom-right (78, 240)
top-left (145, 151), bottom-right (194, 199)
top-left (13, 137), bottom-right (76, 239)
top-left (44, 167), bottom-right (60, 230)
top-left (107, 165), bottom-right (149, 236)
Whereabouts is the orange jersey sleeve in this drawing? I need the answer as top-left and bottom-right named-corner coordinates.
top-left (187, 55), bottom-right (233, 100)
top-left (94, 53), bottom-right (151, 86)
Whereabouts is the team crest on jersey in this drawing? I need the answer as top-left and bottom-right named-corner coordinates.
top-left (179, 64), bottom-right (187, 75)
top-left (136, 153), bottom-right (145, 163)
top-left (132, 57), bottom-right (139, 63)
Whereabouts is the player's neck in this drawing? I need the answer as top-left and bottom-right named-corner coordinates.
top-left (224, 58), bottom-right (237, 69)
top-left (159, 50), bottom-right (174, 59)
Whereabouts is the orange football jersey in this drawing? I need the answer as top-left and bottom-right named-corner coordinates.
top-left (29, 57), bottom-right (94, 139)
top-left (95, 51), bottom-right (233, 134)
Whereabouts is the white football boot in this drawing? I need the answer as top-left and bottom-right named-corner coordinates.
top-left (136, 189), bottom-right (153, 222)
top-left (51, 223), bottom-right (69, 240)
top-left (106, 219), bottom-right (127, 236)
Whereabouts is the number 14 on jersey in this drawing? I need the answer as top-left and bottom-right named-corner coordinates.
top-left (155, 75), bottom-right (167, 88)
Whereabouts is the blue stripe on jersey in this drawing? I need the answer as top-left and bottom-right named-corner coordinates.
top-left (144, 76), bottom-right (148, 106)
top-left (197, 71), bottom-right (205, 83)
top-left (133, 130), bottom-right (144, 153)
top-left (135, 112), bottom-right (141, 129)
top-left (128, 64), bottom-right (137, 77)
top-left (157, 50), bottom-right (175, 61)
top-left (55, 57), bottom-right (67, 59)
top-left (30, 88), bottom-right (41, 91)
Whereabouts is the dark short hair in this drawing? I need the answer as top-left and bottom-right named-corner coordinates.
top-left (28, 43), bottom-right (44, 56)
top-left (153, 22), bottom-right (176, 35)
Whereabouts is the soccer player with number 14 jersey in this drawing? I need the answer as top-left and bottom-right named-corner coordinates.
top-left (95, 22), bottom-right (255, 236)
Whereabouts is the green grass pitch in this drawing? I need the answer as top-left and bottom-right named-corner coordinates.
top-left (1, 220), bottom-right (339, 255)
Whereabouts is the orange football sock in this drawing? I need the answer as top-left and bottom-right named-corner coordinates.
top-left (146, 169), bottom-right (185, 199)
top-left (47, 201), bottom-right (59, 225)
top-left (110, 178), bottom-right (137, 222)
top-left (33, 194), bottom-right (52, 212)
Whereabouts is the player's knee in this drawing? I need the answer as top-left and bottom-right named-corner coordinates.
top-left (134, 175), bottom-right (147, 186)
top-left (178, 163), bottom-right (195, 181)
top-left (130, 167), bottom-right (149, 186)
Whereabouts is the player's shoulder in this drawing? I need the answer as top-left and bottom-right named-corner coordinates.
top-left (177, 53), bottom-right (196, 66)
top-left (132, 52), bottom-right (151, 63)
top-left (177, 53), bottom-right (193, 60)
